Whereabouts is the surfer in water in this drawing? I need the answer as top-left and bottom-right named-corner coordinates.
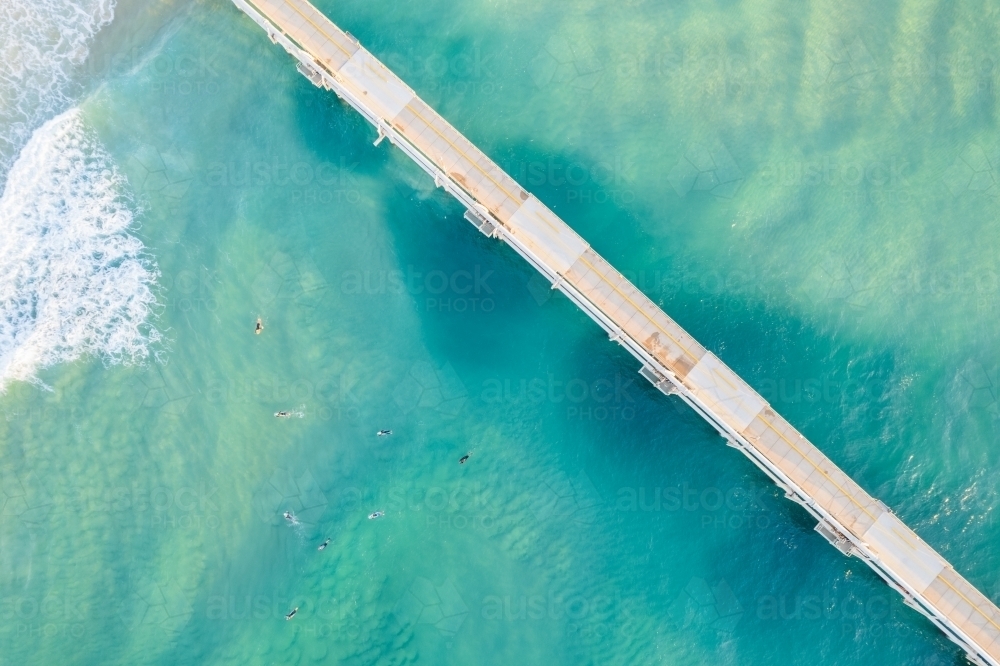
top-left (285, 607), bottom-right (298, 620)
top-left (255, 317), bottom-right (264, 335)
top-left (318, 538), bottom-right (331, 551)
top-left (377, 429), bottom-right (392, 437)
top-left (459, 454), bottom-right (470, 465)
top-left (368, 511), bottom-right (384, 520)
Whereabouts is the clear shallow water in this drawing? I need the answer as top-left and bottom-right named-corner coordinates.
top-left (1, 0), bottom-right (999, 664)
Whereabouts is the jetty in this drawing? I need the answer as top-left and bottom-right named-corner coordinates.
top-left (231, 1), bottom-right (1000, 662)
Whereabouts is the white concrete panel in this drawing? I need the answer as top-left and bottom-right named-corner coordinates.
top-left (685, 353), bottom-right (766, 432)
top-left (339, 49), bottom-right (415, 122)
top-left (506, 196), bottom-right (588, 274)
top-left (863, 512), bottom-right (946, 594)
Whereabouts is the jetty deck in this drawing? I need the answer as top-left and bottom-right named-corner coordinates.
top-left (231, 1), bottom-right (1000, 662)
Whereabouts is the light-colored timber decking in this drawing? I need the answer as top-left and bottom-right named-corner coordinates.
top-left (231, 1), bottom-right (1000, 662)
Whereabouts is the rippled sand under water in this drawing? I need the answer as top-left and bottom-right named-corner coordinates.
top-left (1, 0), bottom-right (999, 664)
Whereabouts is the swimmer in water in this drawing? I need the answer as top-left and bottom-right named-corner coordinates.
top-left (368, 511), bottom-right (384, 520)
top-left (283, 511), bottom-right (294, 522)
top-left (377, 429), bottom-right (392, 437)
top-left (275, 411), bottom-right (291, 418)
top-left (285, 607), bottom-right (298, 620)
top-left (459, 454), bottom-right (470, 464)
top-left (318, 538), bottom-right (331, 551)
top-left (255, 317), bottom-right (264, 335)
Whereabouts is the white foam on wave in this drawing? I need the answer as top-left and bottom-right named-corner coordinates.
top-left (0, 108), bottom-right (161, 392)
top-left (0, 0), bottom-right (116, 180)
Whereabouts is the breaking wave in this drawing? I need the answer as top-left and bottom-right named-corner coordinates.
top-left (0, 109), bottom-right (160, 391)
top-left (0, 0), bottom-right (116, 181)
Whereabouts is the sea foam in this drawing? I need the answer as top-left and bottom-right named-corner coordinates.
top-left (0, 109), bottom-right (161, 392)
top-left (0, 0), bottom-right (116, 181)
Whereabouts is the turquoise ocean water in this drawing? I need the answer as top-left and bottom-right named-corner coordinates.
top-left (2, 0), bottom-right (1000, 664)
